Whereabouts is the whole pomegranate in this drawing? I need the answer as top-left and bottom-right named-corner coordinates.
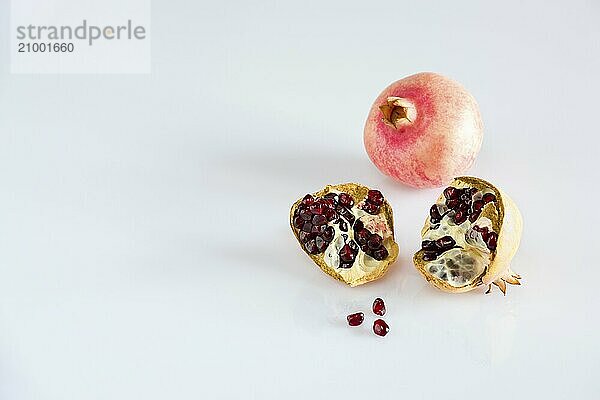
top-left (290, 183), bottom-right (399, 287)
top-left (413, 177), bottom-right (522, 295)
top-left (364, 72), bottom-right (483, 188)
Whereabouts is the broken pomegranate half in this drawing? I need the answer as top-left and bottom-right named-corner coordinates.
top-left (290, 183), bottom-right (399, 287)
top-left (413, 177), bottom-right (523, 295)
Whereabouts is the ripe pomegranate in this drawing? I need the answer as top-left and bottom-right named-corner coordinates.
top-left (290, 183), bottom-right (399, 287)
top-left (413, 177), bottom-right (522, 295)
top-left (364, 72), bottom-right (483, 188)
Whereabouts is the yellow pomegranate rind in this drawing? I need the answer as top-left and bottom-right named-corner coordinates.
top-left (413, 176), bottom-right (523, 295)
top-left (290, 183), bottom-right (399, 287)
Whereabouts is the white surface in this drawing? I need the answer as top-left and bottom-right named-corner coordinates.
top-left (1, 1), bottom-right (599, 399)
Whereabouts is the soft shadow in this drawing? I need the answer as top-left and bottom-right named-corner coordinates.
top-left (217, 147), bottom-right (420, 197)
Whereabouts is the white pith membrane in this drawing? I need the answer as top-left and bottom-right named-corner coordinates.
top-left (422, 189), bottom-right (497, 288)
top-left (322, 190), bottom-right (394, 281)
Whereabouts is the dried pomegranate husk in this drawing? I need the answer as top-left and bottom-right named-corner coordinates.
top-left (413, 176), bottom-right (523, 295)
top-left (290, 183), bottom-right (399, 287)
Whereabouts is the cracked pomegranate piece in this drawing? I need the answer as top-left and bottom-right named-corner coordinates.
top-left (290, 183), bottom-right (399, 287)
top-left (413, 177), bottom-right (523, 295)
top-left (364, 72), bottom-right (483, 188)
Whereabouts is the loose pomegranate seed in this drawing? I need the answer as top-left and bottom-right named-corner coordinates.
top-left (372, 298), bottom-right (386, 316)
top-left (373, 319), bottom-right (389, 336)
top-left (338, 192), bottom-right (354, 208)
top-left (347, 312), bottom-right (364, 326)
top-left (367, 190), bottom-right (384, 206)
top-left (483, 193), bottom-right (496, 203)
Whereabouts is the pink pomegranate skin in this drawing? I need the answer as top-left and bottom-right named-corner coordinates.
top-left (364, 72), bottom-right (483, 188)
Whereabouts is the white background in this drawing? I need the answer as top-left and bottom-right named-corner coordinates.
top-left (1, 1), bottom-right (599, 399)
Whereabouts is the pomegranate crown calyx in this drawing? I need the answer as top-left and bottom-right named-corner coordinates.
top-left (379, 97), bottom-right (417, 129)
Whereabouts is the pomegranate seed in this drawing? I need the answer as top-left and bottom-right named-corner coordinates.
top-left (469, 210), bottom-right (481, 222)
top-left (325, 208), bottom-right (337, 221)
top-left (422, 251), bottom-right (437, 261)
top-left (373, 319), bottom-right (389, 336)
top-left (367, 190), bottom-right (384, 206)
top-left (473, 225), bottom-right (488, 233)
top-left (367, 234), bottom-right (382, 250)
top-left (486, 232), bottom-right (498, 250)
top-left (347, 312), bottom-right (364, 326)
top-left (372, 298), bottom-right (386, 316)
top-left (301, 194), bottom-right (314, 205)
top-left (454, 211), bottom-right (467, 224)
top-left (472, 200), bottom-right (484, 212)
top-left (300, 209), bottom-right (312, 221)
top-left (315, 236), bottom-right (328, 252)
top-left (323, 193), bottom-right (338, 201)
top-left (371, 247), bottom-right (388, 261)
top-left (362, 202), bottom-right (380, 215)
top-left (436, 236), bottom-right (455, 250)
top-left (430, 205), bottom-right (441, 220)
top-left (339, 244), bottom-right (355, 262)
top-left (293, 216), bottom-right (304, 229)
top-left (444, 187), bottom-right (459, 199)
top-left (447, 199), bottom-right (459, 209)
top-left (323, 226), bottom-right (335, 241)
top-left (338, 193), bottom-right (354, 208)
top-left (312, 214), bottom-right (327, 226)
top-left (301, 222), bottom-right (313, 233)
top-left (483, 193), bottom-right (496, 203)
top-left (305, 239), bottom-right (318, 254)
top-left (421, 240), bottom-right (437, 251)
top-left (309, 203), bottom-right (325, 215)
top-left (356, 229), bottom-right (370, 245)
top-left (338, 220), bottom-right (348, 232)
